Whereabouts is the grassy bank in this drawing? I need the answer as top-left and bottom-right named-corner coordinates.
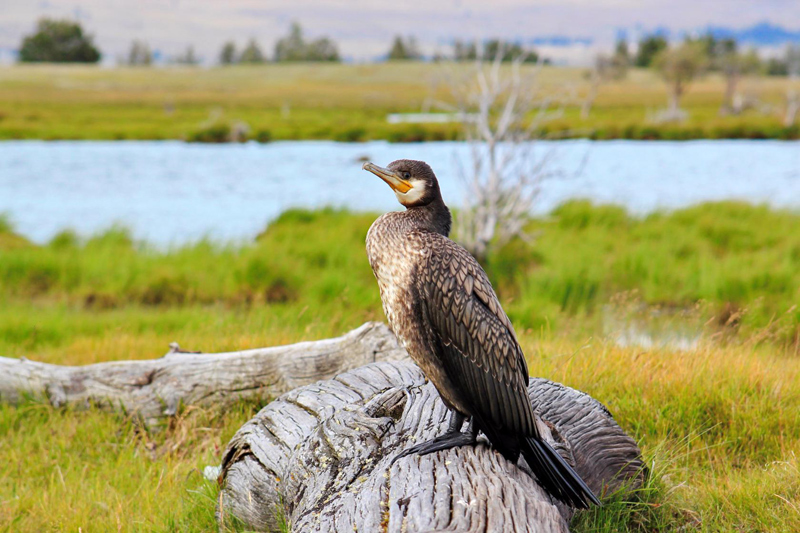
top-left (1, 202), bottom-right (799, 531)
top-left (3, 338), bottom-right (798, 532)
top-left (0, 63), bottom-right (798, 142)
top-left (2, 202), bottom-right (798, 360)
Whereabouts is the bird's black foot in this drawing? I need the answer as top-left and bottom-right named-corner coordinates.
top-left (390, 411), bottom-right (478, 465)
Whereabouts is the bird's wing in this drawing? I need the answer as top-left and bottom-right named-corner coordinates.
top-left (417, 232), bottom-right (535, 436)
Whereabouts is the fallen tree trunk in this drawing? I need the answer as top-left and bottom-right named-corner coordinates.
top-left (217, 361), bottom-right (645, 533)
top-left (0, 322), bottom-right (406, 426)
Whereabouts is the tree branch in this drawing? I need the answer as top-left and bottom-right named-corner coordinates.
top-left (0, 322), bottom-right (407, 427)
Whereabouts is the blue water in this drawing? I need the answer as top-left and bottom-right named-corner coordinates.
top-left (0, 140), bottom-right (798, 246)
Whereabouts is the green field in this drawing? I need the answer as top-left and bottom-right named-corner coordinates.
top-left (1, 202), bottom-right (799, 531)
top-left (0, 63), bottom-right (798, 141)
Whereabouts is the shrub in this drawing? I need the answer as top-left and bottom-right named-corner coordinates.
top-left (139, 274), bottom-right (190, 306)
top-left (0, 213), bottom-right (13, 234)
top-left (255, 129), bottom-right (272, 143)
top-left (188, 123), bottom-right (231, 143)
top-left (333, 127), bottom-right (366, 142)
top-left (49, 230), bottom-right (79, 249)
top-left (387, 125), bottom-right (427, 143)
top-left (85, 226), bottom-right (134, 251)
top-left (552, 200), bottom-right (629, 230)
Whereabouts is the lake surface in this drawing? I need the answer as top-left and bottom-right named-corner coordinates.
top-left (1, 140), bottom-right (798, 246)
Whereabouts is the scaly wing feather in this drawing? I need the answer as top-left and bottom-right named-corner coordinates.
top-left (416, 232), bottom-right (536, 440)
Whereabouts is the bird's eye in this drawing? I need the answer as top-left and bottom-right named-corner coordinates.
top-left (403, 172), bottom-right (411, 180)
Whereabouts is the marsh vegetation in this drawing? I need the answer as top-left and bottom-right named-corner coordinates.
top-left (1, 201), bottom-right (799, 531)
top-left (0, 63), bottom-right (799, 142)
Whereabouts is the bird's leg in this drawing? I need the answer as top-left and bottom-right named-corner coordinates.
top-left (390, 410), bottom-right (478, 465)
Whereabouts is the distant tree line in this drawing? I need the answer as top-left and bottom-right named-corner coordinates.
top-left (583, 31), bottom-right (800, 123)
top-left (632, 31), bottom-right (800, 76)
top-left (218, 22), bottom-right (339, 65)
top-left (18, 18), bottom-right (101, 63)
top-left (387, 36), bottom-right (422, 61)
top-left (449, 39), bottom-right (543, 63)
top-left (14, 15), bottom-right (800, 88)
top-left (764, 46), bottom-right (800, 76)
top-left (127, 40), bottom-right (152, 66)
top-left (14, 18), bottom-right (341, 66)
top-left (646, 33), bottom-right (798, 119)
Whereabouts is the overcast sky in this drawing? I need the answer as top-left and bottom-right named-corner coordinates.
top-left (1, 0), bottom-right (799, 64)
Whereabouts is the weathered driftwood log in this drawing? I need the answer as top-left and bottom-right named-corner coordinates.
top-left (0, 322), bottom-right (406, 426)
top-left (217, 361), bottom-right (644, 533)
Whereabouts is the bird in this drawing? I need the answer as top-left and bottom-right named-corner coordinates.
top-left (362, 159), bottom-right (601, 509)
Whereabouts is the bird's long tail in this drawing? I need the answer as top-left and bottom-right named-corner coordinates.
top-left (520, 436), bottom-right (601, 509)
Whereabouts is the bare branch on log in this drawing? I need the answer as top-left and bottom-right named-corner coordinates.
top-left (217, 361), bottom-right (644, 533)
top-left (0, 322), bottom-right (406, 426)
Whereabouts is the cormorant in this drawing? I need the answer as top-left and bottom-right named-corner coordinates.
top-left (363, 159), bottom-right (601, 509)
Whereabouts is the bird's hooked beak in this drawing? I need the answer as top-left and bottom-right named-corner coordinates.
top-left (362, 162), bottom-right (413, 194)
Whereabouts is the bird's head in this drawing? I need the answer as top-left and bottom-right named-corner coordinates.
top-left (362, 159), bottom-right (442, 208)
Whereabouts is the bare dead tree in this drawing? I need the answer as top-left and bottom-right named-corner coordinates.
top-left (785, 89), bottom-right (800, 127)
top-left (432, 47), bottom-right (574, 263)
top-left (581, 53), bottom-right (628, 119)
top-left (784, 47), bottom-right (800, 127)
top-left (0, 322), bottom-right (407, 427)
top-left (717, 48), bottom-right (760, 116)
top-left (652, 42), bottom-right (709, 123)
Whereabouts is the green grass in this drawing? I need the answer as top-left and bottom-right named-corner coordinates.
top-left (0, 63), bottom-right (798, 141)
top-left (0, 399), bottom-right (256, 532)
top-left (2, 202), bottom-right (797, 358)
top-left (1, 202), bottom-right (799, 531)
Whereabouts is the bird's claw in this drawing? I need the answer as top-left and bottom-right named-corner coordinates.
top-left (389, 431), bottom-right (477, 466)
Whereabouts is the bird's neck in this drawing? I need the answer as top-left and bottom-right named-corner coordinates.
top-left (403, 199), bottom-right (452, 237)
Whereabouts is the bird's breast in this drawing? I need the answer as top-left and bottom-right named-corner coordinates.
top-left (366, 219), bottom-right (473, 415)
top-left (366, 220), bottom-right (427, 354)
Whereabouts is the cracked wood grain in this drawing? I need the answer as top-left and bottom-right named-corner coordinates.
top-left (217, 361), bottom-right (645, 532)
top-left (0, 322), bottom-right (407, 427)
